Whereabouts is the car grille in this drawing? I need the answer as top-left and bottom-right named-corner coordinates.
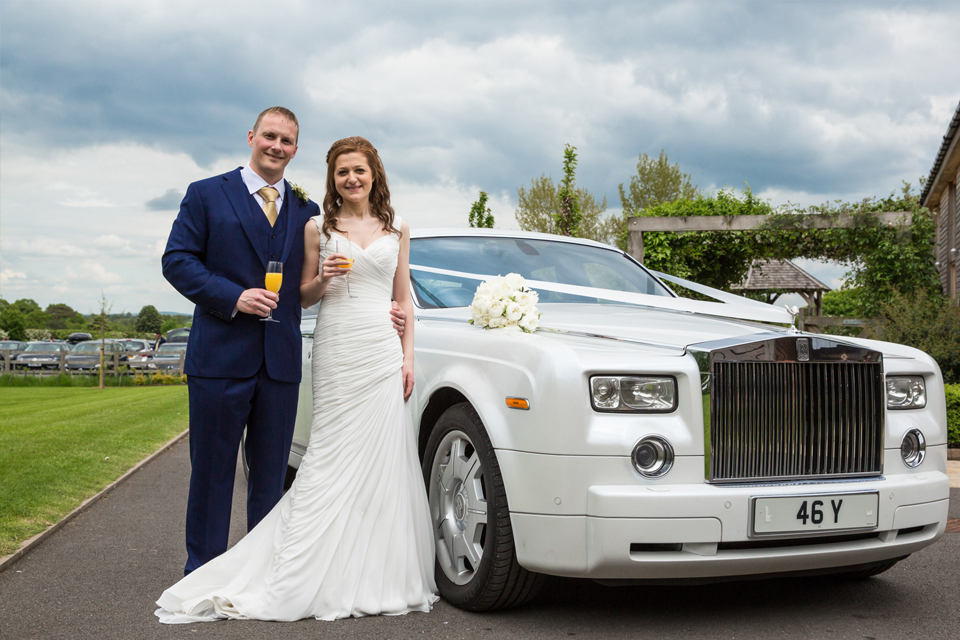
top-left (699, 337), bottom-right (884, 484)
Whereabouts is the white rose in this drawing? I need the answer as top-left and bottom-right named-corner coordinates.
top-left (488, 316), bottom-right (506, 329)
top-left (489, 299), bottom-right (505, 318)
top-left (504, 273), bottom-right (524, 290)
top-left (519, 314), bottom-right (539, 332)
top-left (505, 302), bottom-right (522, 322)
top-left (471, 295), bottom-right (492, 317)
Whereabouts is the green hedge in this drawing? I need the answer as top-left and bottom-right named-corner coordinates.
top-left (946, 384), bottom-right (960, 447)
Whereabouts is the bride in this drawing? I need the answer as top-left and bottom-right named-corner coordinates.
top-left (156, 136), bottom-right (438, 623)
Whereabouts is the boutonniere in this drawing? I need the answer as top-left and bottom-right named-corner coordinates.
top-left (291, 183), bottom-right (310, 203)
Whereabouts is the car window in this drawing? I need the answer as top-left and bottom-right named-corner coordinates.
top-left (24, 343), bottom-right (58, 352)
top-left (72, 343), bottom-right (104, 353)
top-left (158, 345), bottom-right (186, 354)
top-left (409, 236), bottom-right (671, 309)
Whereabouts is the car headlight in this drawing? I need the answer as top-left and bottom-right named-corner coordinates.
top-left (590, 376), bottom-right (677, 412)
top-left (886, 376), bottom-right (926, 409)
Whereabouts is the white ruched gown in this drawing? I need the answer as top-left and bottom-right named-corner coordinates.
top-left (156, 215), bottom-right (438, 623)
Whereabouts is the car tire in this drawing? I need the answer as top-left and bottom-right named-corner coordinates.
top-left (422, 402), bottom-right (545, 611)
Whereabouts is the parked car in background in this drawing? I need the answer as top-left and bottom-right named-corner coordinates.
top-left (14, 342), bottom-right (72, 369)
top-left (1, 340), bottom-right (28, 364)
top-left (115, 338), bottom-right (152, 354)
top-left (166, 328), bottom-right (190, 344)
top-left (148, 343), bottom-right (187, 372)
top-left (279, 228), bottom-right (950, 611)
top-left (65, 340), bottom-right (128, 370)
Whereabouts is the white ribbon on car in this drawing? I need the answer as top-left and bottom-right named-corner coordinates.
top-left (410, 264), bottom-right (794, 325)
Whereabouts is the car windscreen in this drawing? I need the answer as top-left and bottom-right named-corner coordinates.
top-left (24, 343), bottom-right (59, 352)
top-left (409, 236), bottom-right (672, 309)
top-left (0, 342), bottom-right (24, 350)
top-left (121, 341), bottom-right (147, 351)
top-left (72, 343), bottom-right (106, 353)
top-left (157, 345), bottom-right (186, 354)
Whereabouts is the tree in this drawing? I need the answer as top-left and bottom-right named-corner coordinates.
top-left (95, 293), bottom-right (113, 389)
top-left (607, 150), bottom-right (702, 251)
top-left (618, 149), bottom-right (701, 215)
top-left (760, 182), bottom-right (939, 316)
top-left (621, 186), bottom-right (777, 291)
top-left (821, 288), bottom-right (863, 317)
top-left (554, 145), bottom-right (583, 237)
top-left (45, 303), bottom-right (85, 330)
top-left (516, 167), bottom-right (615, 246)
top-left (135, 305), bottom-right (164, 334)
top-left (516, 176), bottom-right (611, 243)
top-left (468, 191), bottom-right (495, 228)
top-left (0, 306), bottom-right (27, 341)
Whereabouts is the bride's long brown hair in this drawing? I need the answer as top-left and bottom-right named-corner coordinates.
top-left (321, 136), bottom-right (400, 241)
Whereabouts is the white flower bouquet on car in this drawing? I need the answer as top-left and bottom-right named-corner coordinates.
top-left (468, 273), bottom-right (540, 333)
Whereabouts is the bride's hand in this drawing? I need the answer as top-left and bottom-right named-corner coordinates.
top-left (320, 253), bottom-right (352, 283)
top-left (401, 360), bottom-right (414, 401)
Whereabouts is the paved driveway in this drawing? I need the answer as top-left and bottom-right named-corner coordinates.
top-left (1, 439), bottom-right (957, 640)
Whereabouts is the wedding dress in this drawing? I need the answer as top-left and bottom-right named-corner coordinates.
top-left (156, 215), bottom-right (438, 623)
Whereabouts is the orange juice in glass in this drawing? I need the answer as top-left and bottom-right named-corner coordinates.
top-left (262, 261), bottom-right (282, 322)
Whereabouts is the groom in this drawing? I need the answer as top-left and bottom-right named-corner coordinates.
top-left (162, 107), bottom-right (318, 575)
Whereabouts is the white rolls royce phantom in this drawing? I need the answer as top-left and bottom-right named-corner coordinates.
top-left (283, 228), bottom-right (950, 611)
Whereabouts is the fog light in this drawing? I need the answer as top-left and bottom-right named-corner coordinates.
top-left (900, 429), bottom-right (925, 468)
top-left (632, 436), bottom-right (674, 478)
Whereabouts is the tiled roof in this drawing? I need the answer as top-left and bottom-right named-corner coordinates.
top-left (731, 259), bottom-right (831, 292)
top-left (921, 98), bottom-right (960, 207)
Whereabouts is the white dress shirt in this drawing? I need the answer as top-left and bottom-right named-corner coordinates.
top-left (241, 164), bottom-right (285, 214)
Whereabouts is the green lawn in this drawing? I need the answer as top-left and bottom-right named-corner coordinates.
top-left (0, 386), bottom-right (189, 556)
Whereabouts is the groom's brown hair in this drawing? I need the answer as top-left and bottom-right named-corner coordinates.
top-left (252, 107), bottom-right (299, 143)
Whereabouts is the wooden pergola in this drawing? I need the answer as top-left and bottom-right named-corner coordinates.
top-left (729, 259), bottom-right (831, 315)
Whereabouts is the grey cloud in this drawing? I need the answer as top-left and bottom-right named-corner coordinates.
top-left (2, 0), bottom-right (959, 207)
top-left (145, 189), bottom-right (183, 211)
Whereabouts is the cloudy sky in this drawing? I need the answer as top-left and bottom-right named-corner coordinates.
top-left (2, 0), bottom-right (959, 314)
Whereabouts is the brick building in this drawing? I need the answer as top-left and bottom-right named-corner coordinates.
top-left (921, 100), bottom-right (960, 301)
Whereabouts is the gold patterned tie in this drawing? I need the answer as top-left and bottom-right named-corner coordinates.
top-left (257, 187), bottom-right (279, 227)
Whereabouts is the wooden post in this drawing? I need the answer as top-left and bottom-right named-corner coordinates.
top-left (179, 351), bottom-right (185, 375)
top-left (627, 217), bottom-right (644, 263)
top-left (59, 349), bottom-right (66, 374)
top-left (2, 350), bottom-right (9, 375)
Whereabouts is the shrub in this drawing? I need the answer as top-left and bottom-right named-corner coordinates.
top-left (0, 329), bottom-right (7, 340)
top-left (946, 384), bottom-right (960, 446)
top-left (25, 328), bottom-right (52, 341)
top-left (862, 290), bottom-right (960, 384)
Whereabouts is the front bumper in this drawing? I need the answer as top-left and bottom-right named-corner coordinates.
top-left (500, 447), bottom-right (950, 580)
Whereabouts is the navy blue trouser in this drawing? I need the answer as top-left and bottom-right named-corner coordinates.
top-left (184, 364), bottom-right (299, 574)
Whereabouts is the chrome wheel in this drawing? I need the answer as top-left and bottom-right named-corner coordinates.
top-left (429, 429), bottom-right (488, 586)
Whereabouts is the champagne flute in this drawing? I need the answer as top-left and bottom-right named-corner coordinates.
top-left (262, 261), bottom-right (282, 323)
top-left (335, 240), bottom-right (358, 298)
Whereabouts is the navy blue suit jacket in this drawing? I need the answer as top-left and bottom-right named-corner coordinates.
top-left (162, 168), bottom-right (319, 383)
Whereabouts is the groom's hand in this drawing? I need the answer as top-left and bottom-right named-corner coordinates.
top-left (390, 301), bottom-right (406, 336)
top-left (237, 288), bottom-right (278, 317)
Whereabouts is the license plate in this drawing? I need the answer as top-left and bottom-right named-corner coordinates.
top-left (752, 492), bottom-right (878, 536)
top-left (28, 362), bottom-right (41, 367)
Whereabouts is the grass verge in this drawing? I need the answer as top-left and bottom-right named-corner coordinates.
top-left (0, 386), bottom-right (189, 556)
